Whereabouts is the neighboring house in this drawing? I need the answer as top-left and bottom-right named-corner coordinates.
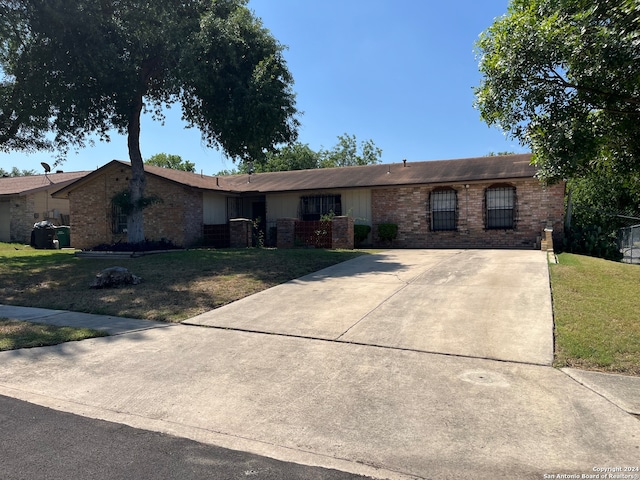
top-left (51, 153), bottom-right (564, 250)
top-left (0, 171), bottom-right (90, 243)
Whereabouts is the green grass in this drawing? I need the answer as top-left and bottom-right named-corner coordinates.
top-left (550, 253), bottom-right (640, 375)
top-left (0, 244), bottom-right (367, 322)
top-left (0, 318), bottom-right (108, 351)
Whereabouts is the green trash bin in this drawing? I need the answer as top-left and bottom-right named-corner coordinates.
top-left (55, 226), bottom-right (71, 248)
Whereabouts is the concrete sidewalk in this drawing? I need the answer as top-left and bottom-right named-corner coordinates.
top-left (0, 305), bottom-right (171, 335)
top-left (0, 249), bottom-right (639, 479)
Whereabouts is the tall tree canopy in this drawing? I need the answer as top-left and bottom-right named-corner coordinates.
top-left (0, 0), bottom-right (298, 242)
top-left (220, 134), bottom-right (382, 174)
top-left (145, 153), bottom-right (196, 173)
top-left (0, 166), bottom-right (36, 177)
top-left (474, 0), bottom-right (640, 182)
top-left (318, 133), bottom-right (382, 169)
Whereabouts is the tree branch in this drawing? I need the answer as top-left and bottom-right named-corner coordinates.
top-left (543, 68), bottom-right (640, 108)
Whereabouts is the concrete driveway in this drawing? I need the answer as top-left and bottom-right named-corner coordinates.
top-left (0, 250), bottom-right (638, 480)
top-left (186, 249), bottom-right (554, 365)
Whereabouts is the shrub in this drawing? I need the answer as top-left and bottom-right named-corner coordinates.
top-left (354, 224), bottom-right (371, 246)
top-left (89, 238), bottom-right (181, 252)
top-left (377, 223), bottom-right (398, 244)
top-left (563, 225), bottom-right (622, 261)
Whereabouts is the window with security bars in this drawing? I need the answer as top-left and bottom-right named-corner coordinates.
top-left (111, 204), bottom-right (128, 234)
top-left (486, 186), bottom-right (515, 229)
top-left (300, 194), bottom-right (342, 221)
top-left (431, 189), bottom-right (457, 231)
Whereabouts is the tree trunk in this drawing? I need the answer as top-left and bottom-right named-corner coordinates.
top-left (126, 94), bottom-right (146, 244)
top-left (565, 185), bottom-right (573, 231)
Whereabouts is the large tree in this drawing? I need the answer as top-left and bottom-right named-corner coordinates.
top-left (145, 153), bottom-right (196, 173)
top-left (0, 0), bottom-right (298, 242)
top-left (220, 134), bottom-right (382, 174)
top-left (0, 166), bottom-right (36, 177)
top-left (318, 133), bottom-right (382, 168)
top-left (474, 0), bottom-right (640, 182)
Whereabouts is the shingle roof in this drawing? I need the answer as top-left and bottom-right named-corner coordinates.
top-left (219, 153), bottom-right (536, 193)
top-left (53, 153), bottom-right (536, 197)
top-left (0, 171), bottom-right (91, 196)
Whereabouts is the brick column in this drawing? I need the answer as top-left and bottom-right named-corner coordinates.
top-left (229, 218), bottom-right (252, 248)
top-left (331, 216), bottom-right (354, 249)
top-left (541, 226), bottom-right (554, 252)
top-left (276, 218), bottom-right (297, 249)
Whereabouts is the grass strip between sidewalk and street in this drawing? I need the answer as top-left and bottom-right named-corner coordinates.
top-left (549, 253), bottom-right (640, 376)
top-left (0, 318), bottom-right (108, 351)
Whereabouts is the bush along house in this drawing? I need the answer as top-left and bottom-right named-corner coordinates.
top-left (51, 153), bottom-right (565, 251)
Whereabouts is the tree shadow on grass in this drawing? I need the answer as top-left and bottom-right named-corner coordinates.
top-left (0, 249), bottom-right (404, 322)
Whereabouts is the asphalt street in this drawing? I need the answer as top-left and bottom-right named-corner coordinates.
top-left (0, 395), bottom-right (371, 480)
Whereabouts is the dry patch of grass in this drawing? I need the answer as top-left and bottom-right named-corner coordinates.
top-left (550, 253), bottom-right (640, 375)
top-left (0, 318), bottom-right (108, 351)
top-left (0, 244), bottom-right (367, 322)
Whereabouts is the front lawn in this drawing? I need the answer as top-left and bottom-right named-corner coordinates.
top-left (550, 253), bottom-right (640, 375)
top-left (0, 244), bottom-right (367, 322)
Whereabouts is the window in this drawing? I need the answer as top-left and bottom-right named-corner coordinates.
top-left (300, 194), bottom-right (342, 221)
top-left (486, 186), bottom-right (515, 229)
top-left (111, 203), bottom-right (127, 234)
top-left (431, 189), bottom-right (457, 231)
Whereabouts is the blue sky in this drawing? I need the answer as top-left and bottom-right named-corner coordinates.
top-left (1, 0), bottom-right (525, 176)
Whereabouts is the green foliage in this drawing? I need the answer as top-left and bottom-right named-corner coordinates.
top-left (563, 163), bottom-right (640, 260)
top-left (563, 225), bottom-right (622, 261)
top-left (215, 168), bottom-right (240, 176)
top-left (319, 211), bottom-right (336, 222)
top-left (377, 223), bottom-right (398, 243)
top-left (252, 217), bottom-right (265, 248)
top-left (0, 166), bottom-right (37, 177)
top-left (568, 166), bottom-right (640, 228)
top-left (485, 151), bottom-right (516, 157)
top-left (319, 133), bottom-right (382, 168)
top-left (111, 190), bottom-right (163, 216)
top-left (238, 142), bottom-right (320, 173)
top-left (218, 134), bottom-right (382, 174)
top-left (1, 0), bottom-right (298, 242)
top-left (354, 224), bottom-right (372, 246)
top-left (145, 153), bottom-right (196, 172)
top-left (475, 0), bottom-right (640, 182)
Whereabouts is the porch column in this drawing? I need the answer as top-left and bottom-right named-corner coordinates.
top-left (276, 218), bottom-right (297, 249)
top-left (229, 218), bottom-right (252, 248)
top-left (331, 216), bottom-right (354, 249)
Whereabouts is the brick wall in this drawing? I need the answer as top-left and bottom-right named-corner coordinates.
top-left (371, 179), bottom-right (565, 249)
top-left (229, 218), bottom-right (252, 248)
top-left (331, 216), bottom-right (354, 249)
top-left (10, 195), bottom-right (30, 243)
top-left (68, 164), bottom-right (203, 249)
top-left (276, 218), bottom-right (296, 249)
